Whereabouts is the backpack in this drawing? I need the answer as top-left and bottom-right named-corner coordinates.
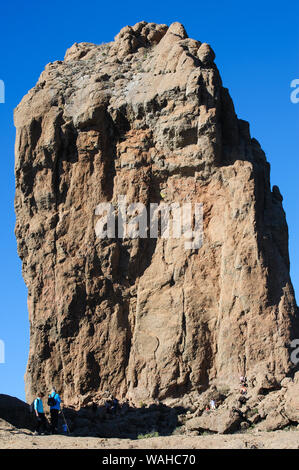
top-left (29, 398), bottom-right (39, 413)
top-left (29, 399), bottom-right (35, 413)
top-left (47, 395), bottom-right (57, 407)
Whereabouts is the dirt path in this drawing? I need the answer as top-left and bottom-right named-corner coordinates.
top-left (1, 428), bottom-right (299, 449)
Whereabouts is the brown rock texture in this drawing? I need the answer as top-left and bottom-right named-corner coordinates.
top-left (14, 21), bottom-right (298, 407)
top-left (186, 409), bottom-right (242, 434)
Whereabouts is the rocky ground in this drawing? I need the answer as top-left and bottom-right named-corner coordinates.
top-left (1, 418), bottom-right (299, 449)
top-left (1, 373), bottom-right (299, 449)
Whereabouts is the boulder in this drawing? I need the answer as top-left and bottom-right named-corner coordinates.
top-left (284, 374), bottom-right (299, 422)
top-left (255, 411), bottom-right (290, 432)
top-left (197, 43), bottom-right (215, 64)
top-left (186, 408), bottom-right (242, 434)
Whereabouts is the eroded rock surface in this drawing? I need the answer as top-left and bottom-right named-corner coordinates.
top-left (14, 21), bottom-right (298, 408)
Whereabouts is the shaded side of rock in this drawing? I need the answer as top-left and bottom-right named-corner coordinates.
top-left (0, 395), bottom-right (34, 430)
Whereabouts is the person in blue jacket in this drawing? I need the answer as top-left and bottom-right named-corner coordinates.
top-left (48, 387), bottom-right (61, 434)
top-left (33, 393), bottom-right (48, 435)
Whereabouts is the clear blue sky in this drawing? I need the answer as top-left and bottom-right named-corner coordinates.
top-left (0, 0), bottom-right (298, 401)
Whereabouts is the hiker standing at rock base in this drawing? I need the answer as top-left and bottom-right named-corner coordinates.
top-left (48, 387), bottom-right (61, 434)
top-left (33, 393), bottom-right (48, 435)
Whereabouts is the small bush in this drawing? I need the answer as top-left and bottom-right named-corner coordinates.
top-left (137, 431), bottom-right (159, 439)
top-left (172, 426), bottom-right (182, 435)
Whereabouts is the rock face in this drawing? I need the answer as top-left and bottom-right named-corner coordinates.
top-left (14, 21), bottom-right (298, 407)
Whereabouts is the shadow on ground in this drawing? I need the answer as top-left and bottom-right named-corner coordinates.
top-left (0, 394), bottom-right (187, 438)
top-left (60, 403), bottom-right (187, 439)
top-left (0, 394), bottom-right (35, 430)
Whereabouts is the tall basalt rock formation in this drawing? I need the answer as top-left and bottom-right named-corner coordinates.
top-left (14, 22), bottom-right (298, 407)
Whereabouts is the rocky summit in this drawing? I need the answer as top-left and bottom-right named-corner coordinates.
top-left (14, 21), bottom-right (298, 418)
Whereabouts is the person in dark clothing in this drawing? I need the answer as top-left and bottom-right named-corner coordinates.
top-left (36, 413), bottom-right (48, 434)
top-left (50, 408), bottom-right (59, 434)
top-left (48, 387), bottom-right (61, 434)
